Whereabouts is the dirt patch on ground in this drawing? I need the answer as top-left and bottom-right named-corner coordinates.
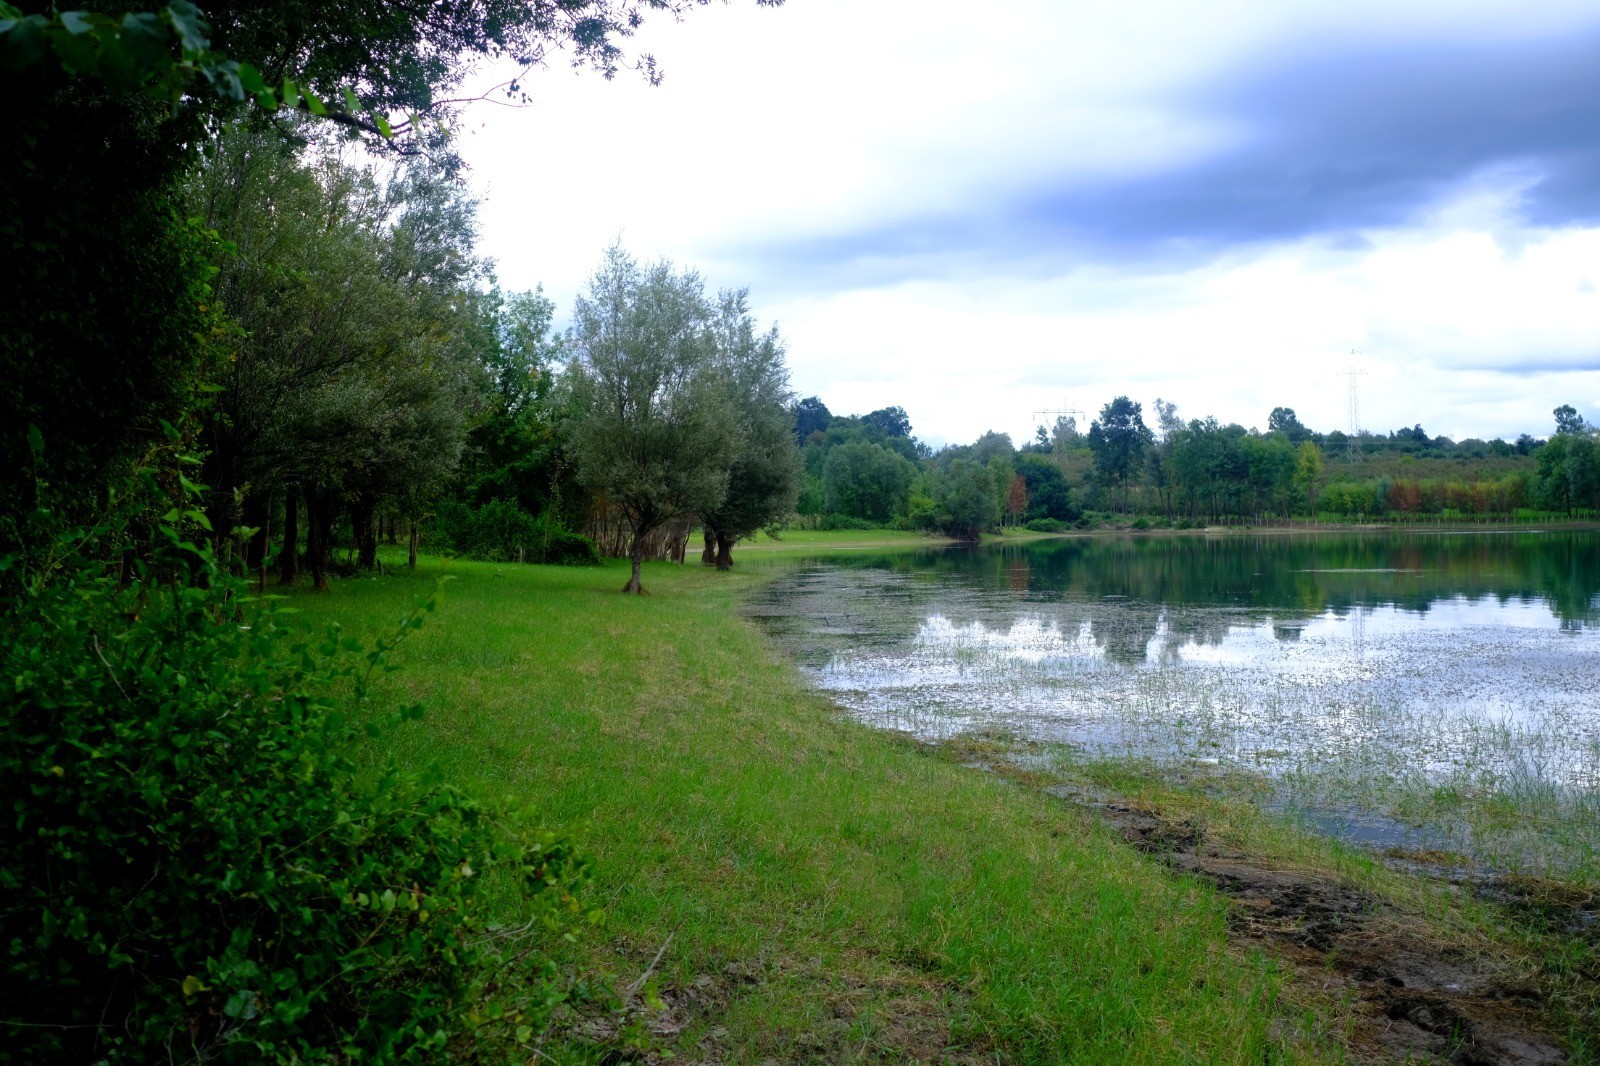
top-left (1051, 787), bottom-right (1569, 1065)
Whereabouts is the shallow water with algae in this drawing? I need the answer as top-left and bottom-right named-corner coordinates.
top-left (747, 531), bottom-right (1600, 875)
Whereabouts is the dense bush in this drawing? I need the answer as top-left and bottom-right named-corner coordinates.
top-left (434, 500), bottom-right (601, 565)
top-left (0, 510), bottom-right (591, 1062)
top-left (817, 513), bottom-right (882, 531)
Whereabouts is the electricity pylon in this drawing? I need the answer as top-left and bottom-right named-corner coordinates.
top-left (1338, 353), bottom-right (1367, 462)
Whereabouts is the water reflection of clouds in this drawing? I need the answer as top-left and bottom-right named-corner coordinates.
top-left (774, 566), bottom-right (1600, 790)
top-left (750, 538), bottom-right (1600, 872)
top-left (914, 615), bottom-right (1103, 663)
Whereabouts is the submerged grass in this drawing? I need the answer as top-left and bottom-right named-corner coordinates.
top-left (293, 553), bottom-right (1334, 1063)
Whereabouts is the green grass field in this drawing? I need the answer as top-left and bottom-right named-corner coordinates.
top-left (292, 549), bottom-right (1330, 1062)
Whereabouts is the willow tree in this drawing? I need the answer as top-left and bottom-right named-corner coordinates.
top-left (562, 245), bottom-right (733, 594)
top-left (698, 289), bottom-right (800, 570)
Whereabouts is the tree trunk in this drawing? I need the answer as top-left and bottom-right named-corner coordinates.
top-left (408, 521), bottom-right (418, 569)
top-left (305, 491), bottom-right (325, 593)
top-left (279, 486), bottom-right (300, 586)
top-left (623, 530), bottom-right (647, 594)
top-left (701, 527), bottom-right (717, 566)
top-left (715, 532), bottom-right (735, 571)
top-left (352, 492), bottom-right (379, 571)
top-left (306, 487), bottom-right (333, 592)
top-left (242, 491), bottom-right (271, 571)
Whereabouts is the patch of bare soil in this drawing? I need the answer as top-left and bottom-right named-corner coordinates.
top-left (1051, 787), bottom-right (1570, 1065)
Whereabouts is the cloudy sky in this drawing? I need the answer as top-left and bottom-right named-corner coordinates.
top-left (459, 0), bottom-right (1600, 448)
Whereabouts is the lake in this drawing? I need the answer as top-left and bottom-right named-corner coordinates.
top-left (748, 530), bottom-right (1600, 873)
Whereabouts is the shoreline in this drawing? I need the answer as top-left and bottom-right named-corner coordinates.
top-left (296, 551), bottom-right (1593, 1061)
top-left (932, 733), bottom-right (1587, 1065)
top-left (734, 520), bottom-right (1600, 558)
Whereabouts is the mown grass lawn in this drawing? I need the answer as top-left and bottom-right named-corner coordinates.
top-left (293, 550), bottom-right (1329, 1063)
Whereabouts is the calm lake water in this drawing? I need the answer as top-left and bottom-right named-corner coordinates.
top-left (748, 531), bottom-right (1600, 868)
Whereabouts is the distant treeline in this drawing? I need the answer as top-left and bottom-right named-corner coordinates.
top-left (787, 396), bottom-right (1599, 532)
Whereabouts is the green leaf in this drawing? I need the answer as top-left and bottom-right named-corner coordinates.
top-left (373, 113), bottom-right (393, 138)
top-left (117, 12), bottom-right (170, 74)
top-left (236, 60), bottom-right (265, 95)
top-left (59, 10), bottom-right (94, 35)
top-left (0, 14), bottom-right (51, 72)
top-left (164, 0), bottom-right (208, 52)
top-left (50, 24), bottom-right (103, 76)
top-left (25, 423), bottom-right (43, 457)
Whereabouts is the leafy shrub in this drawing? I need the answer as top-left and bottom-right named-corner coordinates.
top-left (905, 494), bottom-right (941, 532)
top-left (818, 513), bottom-right (881, 531)
top-left (1130, 515), bottom-right (1151, 530)
top-left (0, 512), bottom-right (592, 1062)
top-left (1024, 517), bottom-right (1068, 533)
top-left (434, 500), bottom-right (600, 566)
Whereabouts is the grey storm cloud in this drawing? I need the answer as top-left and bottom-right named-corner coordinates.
top-left (1045, 26), bottom-right (1600, 244)
top-left (737, 23), bottom-right (1600, 290)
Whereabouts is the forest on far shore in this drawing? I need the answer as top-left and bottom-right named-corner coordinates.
top-left (781, 396), bottom-right (1596, 537)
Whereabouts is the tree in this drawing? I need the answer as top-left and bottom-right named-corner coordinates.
top-left (863, 405), bottom-right (912, 438)
top-left (1051, 414), bottom-right (1082, 450)
top-left (455, 286), bottom-right (566, 515)
top-left (938, 459), bottom-right (997, 540)
top-left (189, 123), bottom-right (484, 587)
top-left (970, 430), bottom-right (1015, 465)
top-left (562, 245), bottom-right (732, 594)
top-left (1004, 474), bottom-right (1028, 526)
top-left (1293, 441), bottom-right (1325, 516)
top-left (1147, 398), bottom-right (1184, 516)
top-left (1015, 454), bottom-right (1078, 522)
top-left (1153, 398), bottom-right (1184, 440)
top-left (1268, 406), bottom-right (1311, 443)
top-left (822, 440), bottom-right (916, 523)
top-left (698, 290), bottom-right (802, 569)
top-left (1242, 434), bottom-right (1296, 519)
top-left (1554, 404), bottom-right (1588, 436)
top-left (1087, 396), bottom-right (1152, 512)
top-left (1569, 434), bottom-right (1600, 514)
top-left (2, 0), bottom-right (780, 551)
top-left (791, 395), bottom-right (832, 441)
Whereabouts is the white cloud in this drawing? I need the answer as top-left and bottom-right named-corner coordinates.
top-left (458, 0), bottom-right (1600, 444)
top-left (764, 190), bottom-right (1600, 444)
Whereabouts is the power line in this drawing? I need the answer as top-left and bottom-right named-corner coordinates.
top-left (1032, 406), bottom-right (1083, 421)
